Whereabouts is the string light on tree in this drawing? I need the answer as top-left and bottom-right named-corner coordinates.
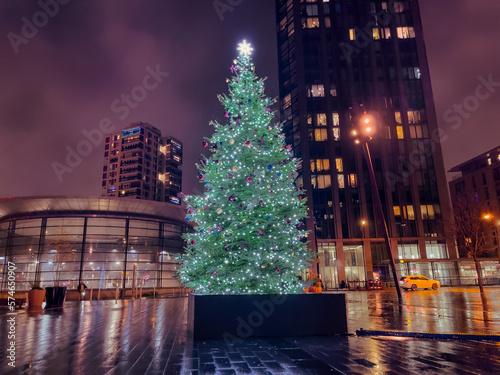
top-left (177, 41), bottom-right (311, 295)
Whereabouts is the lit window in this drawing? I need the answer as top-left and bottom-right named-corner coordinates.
top-left (397, 26), bottom-right (415, 39)
top-left (308, 84), bottom-right (325, 97)
top-left (314, 129), bottom-right (328, 141)
top-left (409, 126), bottom-right (415, 138)
top-left (409, 125), bottom-right (425, 139)
top-left (337, 174), bottom-right (345, 189)
top-left (281, 94), bottom-right (291, 110)
top-left (335, 158), bottom-right (343, 172)
top-left (407, 205), bottom-right (415, 220)
top-left (279, 16), bottom-right (287, 31)
top-left (382, 27), bottom-right (391, 39)
top-left (396, 126), bottom-right (404, 139)
top-left (398, 244), bottom-right (420, 260)
top-left (393, 206), bottom-right (401, 216)
top-left (311, 159), bottom-right (330, 172)
top-left (332, 113), bottom-right (339, 126)
top-left (392, 1), bottom-right (404, 13)
top-left (425, 241), bottom-right (447, 259)
top-left (348, 174), bottom-right (357, 187)
top-left (317, 175), bottom-right (332, 189)
top-left (421, 204), bottom-right (437, 220)
top-left (332, 128), bottom-right (340, 141)
top-left (427, 205), bottom-right (435, 219)
top-left (407, 110), bottom-right (422, 124)
top-left (487, 158), bottom-right (492, 165)
top-left (318, 159), bottom-right (330, 171)
top-left (394, 112), bottom-right (402, 124)
top-left (372, 28), bottom-right (380, 40)
top-left (330, 84), bottom-right (337, 96)
top-left (414, 67), bottom-right (421, 79)
top-left (349, 29), bottom-right (356, 40)
top-left (303, 17), bottom-right (320, 28)
top-left (324, 18), bottom-right (331, 28)
top-left (307, 115), bottom-right (313, 126)
top-left (421, 204), bottom-right (428, 219)
top-left (317, 113), bottom-right (327, 126)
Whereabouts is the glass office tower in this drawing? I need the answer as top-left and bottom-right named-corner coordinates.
top-left (276, 0), bottom-right (455, 287)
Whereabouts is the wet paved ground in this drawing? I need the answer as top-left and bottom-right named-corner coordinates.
top-left (0, 287), bottom-right (499, 374)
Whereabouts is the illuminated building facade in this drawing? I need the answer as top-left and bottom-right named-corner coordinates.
top-left (275, 0), bottom-right (457, 287)
top-left (102, 122), bottom-right (182, 204)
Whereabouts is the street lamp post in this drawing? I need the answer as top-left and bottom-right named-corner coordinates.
top-left (353, 115), bottom-right (403, 304)
top-left (313, 221), bottom-right (321, 275)
top-left (360, 220), bottom-right (367, 238)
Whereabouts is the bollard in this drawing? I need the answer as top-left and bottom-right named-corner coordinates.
top-left (90, 287), bottom-right (93, 301)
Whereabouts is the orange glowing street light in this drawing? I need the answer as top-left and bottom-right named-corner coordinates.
top-left (482, 213), bottom-right (493, 220)
top-left (353, 112), bottom-right (402, 304)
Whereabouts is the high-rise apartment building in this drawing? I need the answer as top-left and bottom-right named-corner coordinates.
top-left (102, 122), bottom-right (182, 204)
top-left (449, 146), bottom-right (500, 259)
top-left (275, 0), bottom-right (455, 287)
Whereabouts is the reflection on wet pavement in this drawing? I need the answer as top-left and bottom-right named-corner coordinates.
top-left (345, 287), bottom-right (500, 335)
top-left (0, 287), bottom-right (498, 374)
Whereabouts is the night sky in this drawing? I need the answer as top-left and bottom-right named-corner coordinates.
top-left (1, 1), bottom-right (499, 199)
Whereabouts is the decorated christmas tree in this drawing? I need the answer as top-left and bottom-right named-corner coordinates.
top-left (178, 41), bottom-right (312, 295)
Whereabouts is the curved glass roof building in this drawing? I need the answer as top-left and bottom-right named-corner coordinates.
top-left (0, 196), bottom-right (190, 291)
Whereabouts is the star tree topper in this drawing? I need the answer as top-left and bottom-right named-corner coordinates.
top-left (237, 40), bottom-right (253, 56)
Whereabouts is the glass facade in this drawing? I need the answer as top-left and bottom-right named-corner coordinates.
top-left (0, 199), bottom-right (188, 290)
top-left (317, 242), bottom-right (338, 288)
top-left (344, 244), bottom-right (365, 282)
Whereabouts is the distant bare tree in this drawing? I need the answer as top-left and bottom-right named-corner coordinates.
top-left (451, 198), bottom-right (497, 293)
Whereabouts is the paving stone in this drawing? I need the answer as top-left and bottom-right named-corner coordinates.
top-left (232, 361), bottom-right (253, 373)
top-left (1, 293), bottom-right (500, 374)
top-left (214, 357), bottom-right (231, 368)
top-left (262, 361), bottom-right (285, 371)
top-left (227, 352), bottom-right (244, 361)
top-left (244, 356), bottom-right (265, 367)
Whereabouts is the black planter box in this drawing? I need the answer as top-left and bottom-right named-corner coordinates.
top-left (45, 286), bottom-right (67, 307)
top-left (188, 293), bottom-right (348, 340)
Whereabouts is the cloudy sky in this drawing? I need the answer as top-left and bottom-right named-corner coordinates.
top-left (1, 0), bottom-right (499, 198)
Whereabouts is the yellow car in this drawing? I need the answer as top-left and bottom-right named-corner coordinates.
top-left (399, 275), bottom-right (440, 291)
